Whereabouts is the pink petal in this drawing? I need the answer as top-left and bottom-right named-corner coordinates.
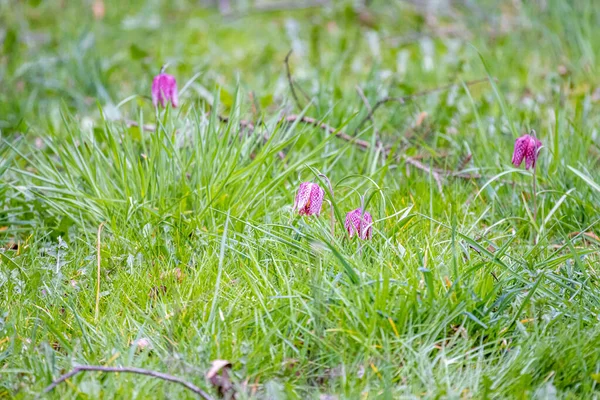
top-left (511, 135), bottom-right (528, 167)
top-left (152, 73), bottom-right (178, 109)
top-left (361, 211), bottom-right (373, 240)
top-left (151, 75), bottom-right (161, 107)
top-left (294, 182), bottom-right (312, 214)
top-left (345, 209), bottom-right (361, 238)
top-left (170, 80), bottom-right (179, 107)
top-left (308, 184), bottom-right (324, 216)
top-left (525, 135), bottom-right (542, 170)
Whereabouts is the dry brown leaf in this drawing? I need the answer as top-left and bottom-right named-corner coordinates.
top-left (173, 267), bottom-right (183, 283)
top-left (149, 285), bottom-right (167, 299)
top-left (557, 65), bottom-right (568, 76)
top-left (206, 359), bottom-right (234, 398)
top-left (92, 0), bottom-right (105, 19)
top-left (592, 87), bottom-right (600, 102)
top-left (356, 365), bottom-right (365, 379)
top-left (568, 231), bottom-right (600, 244)
top-left (134, 338), bottom-right (152, 351)
top-left (415, 111), bottom-right (428, 127)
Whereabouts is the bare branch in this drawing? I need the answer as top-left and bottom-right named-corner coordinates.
top-left (404, 156), bottom-right (443, 193)
top-left (285, 115), bottom-right (372, 151)
top-left (253, 0), bottom-right (329, 12)
top-left (124, 112), bottom-right (480, 183)
top-left (354, 78), bottom-right (491, 135)
top-left (125, 120), bottom-right (156, 132)
top-left (42, 365), bottom-right (213, 399)
top-left (218, 0), bottom-right (231, 15)
top-left (284, 50), bottom-right (304, 112)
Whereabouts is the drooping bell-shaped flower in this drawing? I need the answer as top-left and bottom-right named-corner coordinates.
top-left (294, 182), bottom-right (324, 216)
top-left (344, 208), bottom-right (373, 240)
top-left (151, 72), bottom-right (178, 108)
top-left (512, 133), bottom-right (542, 170)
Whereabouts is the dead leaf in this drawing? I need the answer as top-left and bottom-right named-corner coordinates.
top-left (149, 285), bottom-right (167, 299)
top-left (356, 365), bottom-right (365, 379)
top-left (358, 10), bottom-right (377, 28)
top-left (134, 338), bottom-right (152, 351)
top-left (173, 267), bottom-right (183, 283)
top-left (592, 87), bottom-right (600, 102)
top-left (206, 359), bottom-right (234, 398)
top-left (92, 0), bottom-right (105, 19)
top-left (4, 241), bottom-right (18, 251)
top-left (568, 231), bottom-right (600, 244)
top-left (456, 154), bottom-right (472, 171)
top-left (557, 65), bottom-right (568, 76)
top-left (415, 111), bottom-right (428, 127)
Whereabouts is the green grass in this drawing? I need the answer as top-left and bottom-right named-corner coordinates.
top-left (2, 0), bottom-right (600, 398)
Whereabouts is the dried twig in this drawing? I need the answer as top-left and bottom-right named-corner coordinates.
top-left (404, 157), bottom-right (443, 192)
top-left (42, 365), bottom-right (213, 399)
top-left (284, 50), bottom-right (304, 112)
top-left (218, 115), bottom-right (255, 131)
top-left (253, 0), bottom-right (329, 12)
top-left (218, 0), bottom-right (231, 15)
top-left (284, 115), bottom-right (480, 181)
top-left (354, 78), bottom-right (490, 135)
top-left (125, 119), bottom-right (156, 132)
top-left (285, 115), bottom-right (372, 151)
top-left (124, 111), bottom-right (480, 183)
top-left (456, 153), bottom-right (473, 172)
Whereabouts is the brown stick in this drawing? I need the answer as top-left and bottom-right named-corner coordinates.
top-left (219, 114), bottom-right (481, 181)
top-left (284, 50), bottom-right (304, 112)
top-left (125, 119), bottom-right (156, 132)
top-left (404, 157), bottom-right (443, 192)
top-left (253, 0), bottom-right (329, 12)
top-left (354, 78), bottom-right (490, 135)
top-left (125, 113), bottom-right (480, 182)
top-left (42, 365), bottom-right (213, 399)
top-left (285, 115), bottom-right (372, 151)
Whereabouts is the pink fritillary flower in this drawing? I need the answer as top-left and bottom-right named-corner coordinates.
top-left (344, 208), bottom-right (373, 240)
top-left (151, 72), bottom-right (178, 108)
top-left (512, 133), bottom-right (542, 170)
top-left (294, 182), bottom-right (324, 216)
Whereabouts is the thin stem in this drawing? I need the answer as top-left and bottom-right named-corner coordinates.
top-left (284, 50), bottom-right (303, 112)
top-left (358, 195), bottom-right (365, 254)
top-left (531, 128), bottom-right (539, 227)
top-left (532, 164), bottom-right (537, 223)
top-left (42, 365), bottom-right (213, 399)
top-left (318, 174), bottom-right (335, 236)
top-left (354, 77), bottom-right (490, 135)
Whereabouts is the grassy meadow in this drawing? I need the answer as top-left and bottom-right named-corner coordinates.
top-left (2, 0), bottom-right (600, 398)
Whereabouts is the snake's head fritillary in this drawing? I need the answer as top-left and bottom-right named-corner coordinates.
top-left (294, 182), bottom-right (324, 216)
top-left (344, 208), bottom-right (373, 240)
top-left (151, 73), bottom-right (179, 108)
top-left (512, 133), bottom-right (542, 170)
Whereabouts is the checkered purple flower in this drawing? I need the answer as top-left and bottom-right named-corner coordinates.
top-left (294, 182), bottom-right (324, 216)
top-left (151, 72), bottom-right (178, 108)
top-left (344, 208), bottom-right (373, 240)
top-left (512, 133), bottom-right (542, 170)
